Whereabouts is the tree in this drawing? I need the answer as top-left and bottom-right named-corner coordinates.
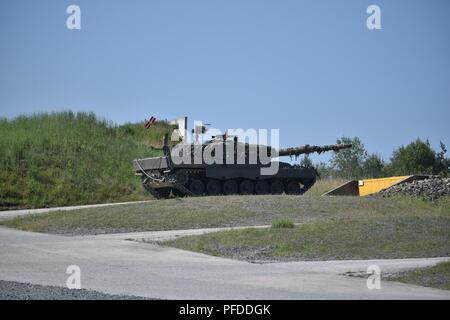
top-left (331, 137), bottom-right (367, 179)
top-left (300, 155), bottom-right (313, 168)
top-left (389, 139), bottom-right (436, 175)
top-left (434, 141), bottom-right (450, 177)
top-left (363, 154), bottom-right (385, 178)
top-left (315, 161), bottom-right (337, 179)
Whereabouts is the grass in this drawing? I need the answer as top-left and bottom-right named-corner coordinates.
top-left (118, 121), bottom-right (178, 148)
top-left (0, 111), bottom-right (174, 209)
top-left (2, 194), bottom-right (449, 238)
top-left (305, 178), bottom-right (347, 196)
top-left (160, 196), bottom-right (450, 262)
top-left (388, 261), bottom-right (450, 291)
top-left (271, 218), bottom-right (295, 229)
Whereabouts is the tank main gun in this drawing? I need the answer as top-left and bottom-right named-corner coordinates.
top-left (277, 143), bottom-right (352, 157)
top-left (215, 141), bottom-right (352, 161)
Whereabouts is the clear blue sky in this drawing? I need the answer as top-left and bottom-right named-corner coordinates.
top-left (1, 0), bottom-right (449, 162)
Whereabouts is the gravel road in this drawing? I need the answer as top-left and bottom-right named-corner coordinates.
top-left (0, 280), bottom-right (147, 300)
top-left (1, 226), bottom-right (449, 299)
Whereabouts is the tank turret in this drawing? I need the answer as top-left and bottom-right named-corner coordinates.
top-left (164, 138), bottom-right (351, 165)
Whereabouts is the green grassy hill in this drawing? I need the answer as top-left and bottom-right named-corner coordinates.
top-left (0, 111), bottom-right (174, 209)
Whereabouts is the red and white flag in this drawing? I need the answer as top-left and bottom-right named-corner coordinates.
top-left (144, 116), bottom-right (156, 129)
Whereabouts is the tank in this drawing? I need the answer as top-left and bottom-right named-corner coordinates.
top-left (132, 135), bottom-right (351, 198)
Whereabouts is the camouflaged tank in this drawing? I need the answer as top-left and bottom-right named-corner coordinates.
top-left (133, 135), bottom-right (351, 198)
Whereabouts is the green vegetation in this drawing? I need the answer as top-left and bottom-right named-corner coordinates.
top-left (2, 194), bottom-right (449, 237)
top-left (388, 261), bottom-right (450, 291)
top-left (331, 137), bottom-right (368, 179)
top-left (319, 137), bottom-right (450, 180)
top-left (118, 121), bottom-right (178, 148)
top-left (0, 111), bottom-right (174, 209)
top-left (271, 218), bottom-right (295, 229)
top-left (388, 139), bottom-right (449, 177)
top-left (160, 196), bottom-right (450, 262)
top-left (304, 178), bottom-right (347, 196)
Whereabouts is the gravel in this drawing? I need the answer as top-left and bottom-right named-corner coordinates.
top-left (379, 177), bottom-right (450, 200)
top-left (0, 280), bottom-right (148, 300)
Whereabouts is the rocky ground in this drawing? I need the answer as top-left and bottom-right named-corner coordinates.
top-left (0, 280), bottom-right (147, 300)
top-left (379, 177), bottom-right (450, 200)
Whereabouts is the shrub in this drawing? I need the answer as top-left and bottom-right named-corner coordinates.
top-left (271, 218), bottom-right (295, 229)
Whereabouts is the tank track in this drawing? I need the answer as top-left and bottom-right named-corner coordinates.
top-left (142, 177), bottom-right (195, 199)
top-left (142, 178), bottom-right (164, 199)
top-left (171, 181), bottom-right (195, 197)
top-left (142, 176), bottom-right (316, 198)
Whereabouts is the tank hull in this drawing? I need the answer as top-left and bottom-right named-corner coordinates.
top-left (133, 157), bottom-right (317, 198)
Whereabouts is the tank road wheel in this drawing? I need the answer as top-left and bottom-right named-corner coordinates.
top-left (270, 180), bottom-right (284, 194)
top-left (189, 179), bottom-right (205, 196)
top-left (223, 180), bottom-right (238, 195)
top-left (174, 170), bottom-right (189, 185)
top-left (255, 180), bottom-right (269, 195)
top-left (286, 181), bottom-right (301, 195)
top-left (206, 180), bottom-right (221, 195)
top-left (240, 180), bottom-right (254, 195)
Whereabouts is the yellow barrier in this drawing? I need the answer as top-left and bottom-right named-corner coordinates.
top-left (323, 175), bottom-right (431, 197)
top-left (357, 176), bottom-right (410, 196)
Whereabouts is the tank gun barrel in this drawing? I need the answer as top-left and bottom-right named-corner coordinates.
top-left (277, 143), bottom-right (352, 157)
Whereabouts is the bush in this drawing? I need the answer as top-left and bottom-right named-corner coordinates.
top-left (388, 139), bottom-right (449, 176)
top-left (389, 139), bottom-right (436, 175)
top-left (330, 137), bottom-right (367, 179)
top-left (271, 218), bottom-right (295, 229)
